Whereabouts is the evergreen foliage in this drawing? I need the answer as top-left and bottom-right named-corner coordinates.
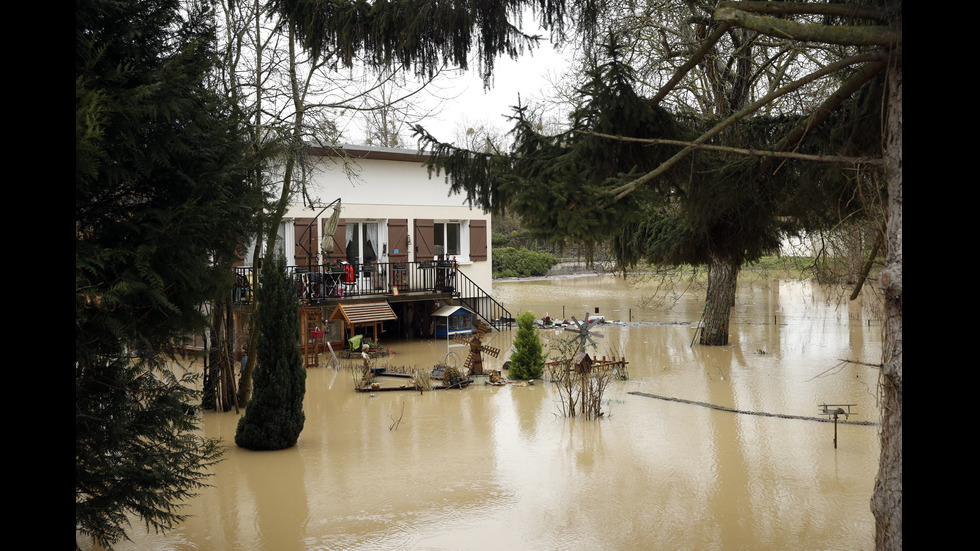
top-left (235, 254), bottom-right (307, 450)
top-left (509, 312), bottom-right (545, 380)
top-left (270, 0), bottom-right (587, 84)
top-left (493, 247), bottom-right (560, 278)
top-left (75, 358), bottom-right (223, 548)
top-left (418, 38), bottom-right (880, 272)
top-left (415, 39), bottom-right (691, 258)
top-left (76, 0), bottom-right (260, 546)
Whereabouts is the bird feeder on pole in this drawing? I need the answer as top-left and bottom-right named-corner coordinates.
top-left (819, 403), bottom-right (857, 448)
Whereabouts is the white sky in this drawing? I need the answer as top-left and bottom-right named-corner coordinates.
top-left (419, 41), bottom-right (576, 143)
top-left (332, 24), bottom-right (577, 148)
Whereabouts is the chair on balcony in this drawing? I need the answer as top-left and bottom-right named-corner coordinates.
top-left (324, 268), bottom-right (345, 297)
top-left (341, 262), bottom-right (357, 296)
top-left (301, 271), bottom-right (327, 302)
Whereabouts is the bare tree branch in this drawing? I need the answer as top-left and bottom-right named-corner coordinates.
top-left (607, 51), bottom-right (886, 202)
top-left (574, 129), bottom-right (883, 165)
top-left (719, 1), bottom-right (890, 22)
top-left (651, 21), bottom-right (733, 107)
top-left (715, 6), bottom-right (900, 47)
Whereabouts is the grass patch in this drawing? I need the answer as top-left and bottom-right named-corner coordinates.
top-left (741, 256), bottom-right (811, 280)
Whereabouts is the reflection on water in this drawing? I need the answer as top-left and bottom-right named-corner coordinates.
top-left (81, 276), bottom-right (881, 551)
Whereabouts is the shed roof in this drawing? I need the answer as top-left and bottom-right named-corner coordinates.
top-left (329, 302), bottom-right (398, 326)
top-left (432, 305), bottom-right (475, 318)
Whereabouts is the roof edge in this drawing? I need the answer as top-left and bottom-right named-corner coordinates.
top-left (309, 143), bottom-right (431, 163)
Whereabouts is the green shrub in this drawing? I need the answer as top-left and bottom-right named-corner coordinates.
top-left (493, 247), bottom-right (559, 278)
top-left (509, 312), bottom-right (545, 380)
top-left (235, 254), bottom-right (306, 450)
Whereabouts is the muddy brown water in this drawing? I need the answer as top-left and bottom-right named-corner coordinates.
top-left (82, 275), bottom-right (882, 550)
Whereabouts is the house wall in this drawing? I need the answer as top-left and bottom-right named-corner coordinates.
top-left (262, 145), bottom-right (494, 293)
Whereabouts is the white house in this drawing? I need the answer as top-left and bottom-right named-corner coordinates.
top-left (237, 144), bottom-right (508, 346)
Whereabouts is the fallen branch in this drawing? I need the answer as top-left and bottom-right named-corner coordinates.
top-left (838, 358), bottom-right (884, 369)
top-left (574, 129), bottom-right (883, 166)
top-left (628, 391), bottom-right (877, 425)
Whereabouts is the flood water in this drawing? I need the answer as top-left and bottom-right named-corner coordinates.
top-left (83, 275), bottom-right (883, 551)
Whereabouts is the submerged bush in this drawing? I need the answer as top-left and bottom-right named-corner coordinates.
top-left (493, 247), bottom-right (559, 278)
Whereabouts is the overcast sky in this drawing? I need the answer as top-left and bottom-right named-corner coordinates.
top-left (331, 27), bottom-right (577, 148)
top-left (420, 41), bottom-right (575, 142)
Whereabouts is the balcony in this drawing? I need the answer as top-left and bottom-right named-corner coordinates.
top-left (234, 260), bottom-right (460, 305)
top-left (233, 260), bottom-right (511, 329)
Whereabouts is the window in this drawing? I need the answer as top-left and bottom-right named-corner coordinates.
top-left (434, 222), bottom-right (461, 256)
top-left (345, 221), bottom-right (379, 264)
top-left (415, 219), bottom-right (483, 263)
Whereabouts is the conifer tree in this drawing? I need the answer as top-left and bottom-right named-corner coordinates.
top-left (75, 0), bottom-right (259, 546)
top-left (509, 312), bottom-right (545, 380)
top-left (235, 253), bottom-right (307, 450)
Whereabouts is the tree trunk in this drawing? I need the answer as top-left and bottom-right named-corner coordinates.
top-left (207, 300), bottom-right (237, 412)
top-left (873, 16), bottom-right (902, 549)
top-left (237, 23), bottom-right (309, 406)
top-left (237, 239), bottom-right (262, 405)
top-left (201, 330), bottom-right (218, 411)
top-left (700, 254), bottom-right (739, 345)
top-left (223, 298), bottom-right (239, 412)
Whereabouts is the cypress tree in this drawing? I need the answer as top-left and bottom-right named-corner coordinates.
top-left (509, 312), bottom-right (545, 380)
top-left (235, 254), bottom-right (307, 450)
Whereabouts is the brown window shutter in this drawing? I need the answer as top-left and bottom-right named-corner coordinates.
top-left (470, 219), bottom-right (488, 261)
top-left (322, 219), bottom-right (346, 265)
top-left (388, 219), bottom-right (409, 263)
top-left (294, 218), bottom-right (318, 268)
top-left (414, 219), bottom-right (434, 260)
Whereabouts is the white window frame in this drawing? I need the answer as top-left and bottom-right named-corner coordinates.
top-left (242, 219), bottom-right (294, 267)
top-left (434, 220), bottom-right (469, 263)
top-left (344, 220), bottom-right (386, 264)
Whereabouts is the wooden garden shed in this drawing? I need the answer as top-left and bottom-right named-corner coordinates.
top-left (327, 302), bottom-right (397, 348)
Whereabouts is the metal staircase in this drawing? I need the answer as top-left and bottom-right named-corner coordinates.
top-left (450, 270), bottom-right (512, 330)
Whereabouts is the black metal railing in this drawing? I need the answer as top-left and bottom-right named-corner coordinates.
top-left (233, 261), bottom-right (510, 327)
top-left (453, 271), bottom-right (513, 329)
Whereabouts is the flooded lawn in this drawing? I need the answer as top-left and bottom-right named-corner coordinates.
top-left (82, 275), bottom-right (882, 550)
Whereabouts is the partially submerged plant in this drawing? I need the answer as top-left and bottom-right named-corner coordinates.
top-left (547, 332), bottom-right (613, 419)
top-left (412, 369), bottom-right (432, 391)
top-left (443, 366), bottom-right (464, 387)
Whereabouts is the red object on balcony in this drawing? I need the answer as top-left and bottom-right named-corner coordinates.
top-left (310, 330), bottom-right (324, 339)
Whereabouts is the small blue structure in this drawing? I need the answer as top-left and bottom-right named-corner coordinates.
top-left (432, 305), bottom-right (475, 338)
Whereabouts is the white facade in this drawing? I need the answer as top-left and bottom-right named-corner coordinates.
top-left (255, 144), bottom-right (493, 293)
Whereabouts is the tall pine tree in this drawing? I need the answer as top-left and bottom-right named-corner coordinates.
top-left (76, 0), bottom-right (260, 547)
top-left (235, 253), bottom-right (307, 450)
